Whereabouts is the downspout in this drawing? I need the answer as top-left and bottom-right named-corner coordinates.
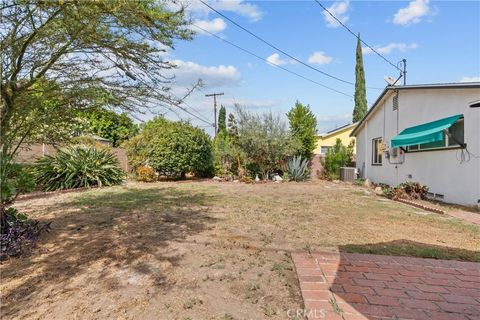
top-left (364, 120), bottom-right (368, 179)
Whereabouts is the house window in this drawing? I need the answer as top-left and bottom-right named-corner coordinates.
top-left (321, 146), bottom-right (331, 154)
top-left (407, 118), bottom-right (464, 151)
top-left (372, 138), bottom-right (383, 165)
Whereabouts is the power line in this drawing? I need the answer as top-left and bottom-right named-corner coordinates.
top-left (198, 0), bottom-right (382, 90)
top-left (100, 53), bottom-right (214, 126)
top-left (314, 0), bottom-right (402, 73)
top-left (193, 24), bottom-right (353, 98)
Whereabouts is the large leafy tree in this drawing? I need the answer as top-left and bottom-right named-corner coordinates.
top-left (287, 101), bottom-right (317, 160)
top-left (82, 109), bottom-right (138, 147)
top-left (236, 106), bottom-right (299, 180)
top-left (353, 33), bottom-right (368, 123)
top-left (0, 0), bottom-right (192, 226)
top-left (123, 117), bottom-right (213, 178)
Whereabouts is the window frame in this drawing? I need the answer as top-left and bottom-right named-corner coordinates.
top-left (372, 137), bottom-right (383, 166)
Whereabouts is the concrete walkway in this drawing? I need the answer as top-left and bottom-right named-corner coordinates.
top-left (292, 252), bottom-right (480, 320)
top-left (448, 210), bottom-right (480, 225)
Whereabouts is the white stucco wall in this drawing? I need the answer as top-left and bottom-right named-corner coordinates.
top-left (355, 87), bottom-right (480, 206)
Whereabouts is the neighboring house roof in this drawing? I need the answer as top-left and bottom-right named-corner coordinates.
top-left (350, 82), bottom-right (480, 137)
top-left (318, 122), bottom-right (358, 138)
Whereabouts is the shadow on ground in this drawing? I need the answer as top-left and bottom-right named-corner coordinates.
top-left (0, 186), bottom-right (219, 317)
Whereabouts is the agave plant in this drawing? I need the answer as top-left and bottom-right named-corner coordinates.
top-left (34, 146), bottom-right (124, 191)
top-left (287, 155), bottom-right (310, 182)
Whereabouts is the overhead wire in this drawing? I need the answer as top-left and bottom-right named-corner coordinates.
top-left (198, 0), bottom-right (384, 90)
top-left (100, 52), bottom-right (214, 127)
top-left (192, 24), bottom-right (353, 99)
top-left (314, 0), bottom-right (403, 73)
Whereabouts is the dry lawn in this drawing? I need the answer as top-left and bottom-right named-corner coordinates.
top-left (1, 181), bottom-right (479, 320)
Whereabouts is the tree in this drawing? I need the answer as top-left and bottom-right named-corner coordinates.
top-left (227, 113), bottom-right (239, 144)
top-left (82, 109), bottom-right (138, 147)
top-left (287, 101), bottom-right (317, 160)
top-left (353, 33), bottom-right (368, 123)
top-left (123, 117), bottom-right (213, 178)
top-left (236, 106), bottom-right (299, 180)
top-left (0, 1), bottom-right (193, 225)
top-left (323, 138), bottom-right (355, 180)
top-left (217, 105), bottom-right (227, 134)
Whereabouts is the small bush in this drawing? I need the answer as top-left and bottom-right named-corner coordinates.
top-left (135, 166), bottom-right (157, 182)
top-left (353, 178), bottom-right (365, 186)
top-left (34, 146), bottom-right (124, 191)
top-left (397, 181), bottom-right (429, 200)
top-left (287, 156), bottom-right (310, 181)
top-left (323, 138), bottom-right (354, 180)
top-left (1, 207), bottom-right (51, 260)
top-left (382, 181), bottom-right (429, 200)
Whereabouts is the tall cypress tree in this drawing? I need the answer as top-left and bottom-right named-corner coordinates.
top-left (353, 33), bottom-right (368, 123)
top-left (217, 105), bottom-right (227, 134)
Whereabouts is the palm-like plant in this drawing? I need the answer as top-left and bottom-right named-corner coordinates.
top-left (34, 147), bottom-right (124, 191)
top-left (287, 156), bottom-right (310, 182)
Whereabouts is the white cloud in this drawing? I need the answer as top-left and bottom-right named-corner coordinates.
top-left (213, 0), bottom-right (263, 22)
top-left (362, 43), bottom-right (418, 55)
top-left (323, 1), bottom-right (350, 28)
top-left (460, 76), bottom-right (480, 83)
top-left (193, 18), bottom-right (227, 34)
top-left (316, 113), bottom-right (352, 134)
top-left (180, 0), bottom-right (263, 22)
top-left (170, 60), bottom-right (241, 88)
top-left (266, 53), bottom-right (287, 66)
top-left (393, 0), bottom-right (432, 26)
top-left (308, 51), bottom-right (333, 65)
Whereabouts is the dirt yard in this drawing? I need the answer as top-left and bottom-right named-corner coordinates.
top-left (1, 181), bottom-right (479, 319)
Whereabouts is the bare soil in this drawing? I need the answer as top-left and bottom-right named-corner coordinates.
top-left (1, 181), bottom-right (478, 320)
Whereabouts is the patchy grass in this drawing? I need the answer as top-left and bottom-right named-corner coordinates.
top-left (1, 181), bottom-right (479, 319)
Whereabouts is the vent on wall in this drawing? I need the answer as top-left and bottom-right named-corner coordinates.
top-left (392, 92), bottom-right (399, 110)
top-left (427, 192), bottom-right (445, 201)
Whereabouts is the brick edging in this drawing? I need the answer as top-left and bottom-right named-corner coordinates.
top-left (394, 198), bottom-right (445, 214)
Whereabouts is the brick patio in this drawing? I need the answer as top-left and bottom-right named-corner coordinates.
top-left (292, 252), bottom-right (480, 320)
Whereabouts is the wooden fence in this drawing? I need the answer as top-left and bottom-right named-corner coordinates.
top-left (14, 144), bottom-right (130, 172)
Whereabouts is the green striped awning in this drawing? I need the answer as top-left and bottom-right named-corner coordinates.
top-left (391, 114), bottom-right (462, 148)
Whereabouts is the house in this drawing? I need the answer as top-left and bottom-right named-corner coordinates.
top-left (351, 82), bottom-right (480, 206)
top-left (314, 122), bottom-right (357, 155)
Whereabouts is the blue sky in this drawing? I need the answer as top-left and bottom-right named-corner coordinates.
top-left (158, 0), bottom-right (480, 134)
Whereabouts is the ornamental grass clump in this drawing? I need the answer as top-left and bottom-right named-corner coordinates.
top-left (34, 146), bottom-right (124, 191)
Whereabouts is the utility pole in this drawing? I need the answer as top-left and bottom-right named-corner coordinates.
top-left (205, 92), bottom-right (224, 136)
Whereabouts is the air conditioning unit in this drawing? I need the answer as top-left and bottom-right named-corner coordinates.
top-left (340, 167), bottom-right (356, 182)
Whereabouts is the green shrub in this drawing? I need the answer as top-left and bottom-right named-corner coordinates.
top-left (323, 138), bottom-right (354, 180)
top-left (287, 156), bottom-right (310, 181)
top-left (123, 117), bottom-right (214, 178)
top-left (135, 166), bottom-right (157, 182)
top-left (0, 154), bottom-right (36, 206)
top-left (34, 147), bottom-right (124, 191)
top-left (353, 178), bottom-right (365, 186)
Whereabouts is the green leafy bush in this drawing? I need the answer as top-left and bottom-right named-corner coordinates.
top-left (0, 154), bottom-right (36, 206)
top-left (287, 156), bottom-right (310, 181)
top-left (123, 117), bottom-right (214, 178)
top-left (323, 139), bottom-right (354, 180)
top-left (34, 147), bottom-right (124, 191)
